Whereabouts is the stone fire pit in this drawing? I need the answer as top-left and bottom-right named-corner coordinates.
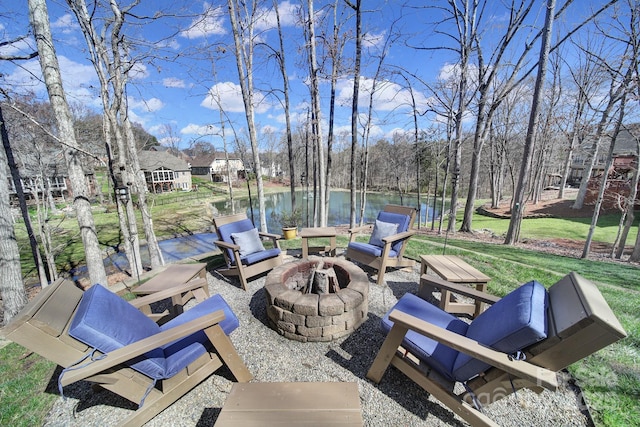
top-left (264, 257), bottom-right (369, 342)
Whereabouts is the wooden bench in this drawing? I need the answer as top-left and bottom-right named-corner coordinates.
top-left (215, 382), bottom-right (363, 426)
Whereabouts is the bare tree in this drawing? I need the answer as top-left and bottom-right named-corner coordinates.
top-left (304, 0), bottom-right (326, 226)
top-left (1, 97), bottom-right (49, 289)
top-left (556, 40), bottom-right (604, 199)
top-left (28, 0), bottom-right (108, 286)
top-left (0, 104), bottom-right (28, 324)
top-left (346, 0), bottom-right (361, 228)
top-left (273, 0), bottom-right (297, 212)
top-left (505, 0), bottom-right (556, 244)
top-left (227, 0), bottom-right (268, 231)
top-left (66, 0), bottom-right (167, 280)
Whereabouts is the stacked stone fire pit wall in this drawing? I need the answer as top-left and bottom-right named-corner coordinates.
top-left (264, 257), bottom-right (369, 342)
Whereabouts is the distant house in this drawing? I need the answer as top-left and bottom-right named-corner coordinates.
top-left (568, 127), bottom-right (639, 186)
top-left (190, 152), bottom-right (245, 183)
top-left (7, 161), bottom-right (96, 203)
top-left (137, 150), bottom-right (192, 193)
top-left (569, 127), bottom-right (639, 208)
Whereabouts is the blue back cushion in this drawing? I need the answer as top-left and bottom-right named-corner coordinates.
top-left (382, 293), bottom-right (468, 381)
top-left (217, 219), bottom-right (255, 263)
top-left (68, 284), bottom-right (167, 380)
top-left (452, 280), bottom-right (548, 381)
top-left (376, 211), bottom-right (411, 253)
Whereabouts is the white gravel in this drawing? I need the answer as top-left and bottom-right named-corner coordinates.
top-left (43, 253), bottom-right (589, 427)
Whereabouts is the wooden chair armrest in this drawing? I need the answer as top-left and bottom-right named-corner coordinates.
top-left (388, 309), bottom-right (558, 390)
top-left (381, 230), bottom-right (415, 244)
top-left (420, 275), bottom-right (500, 305)
top-left (259, 231), bottom-right (281, 240)
top-left (347, 224), bottom-right (372, 235)
top-left (128, 278), bottom-right (208, 309)
top-left (214, 240), bottom-right (240, 251)
top-left (60, 309), bottom-right (226, 386)
top-left (347, 224), bottom-right (372, 243)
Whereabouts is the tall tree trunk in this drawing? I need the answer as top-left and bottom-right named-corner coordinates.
top-left (307, 0), bottom-right (326, 226)
top-left (273, 0), bottom-right (296, 212)
top-left (227, 0), bottom-right (267, 231)
top-left (505, 0), bottom-right (555, 244)
top-left (0, 104), bottom-right (48, 288)
top-left (67, 0), bottom-right (144, 277)
top-left (582, 82), bottom-right (631, 258)
top-left (614, 137), bottom-right (640, 259)
top-left (347, 0), bottom-right (361, 228)
top-left (0, 109), bottom-right (28, 325)
top-left (28, 0), bottom-right (107, 286)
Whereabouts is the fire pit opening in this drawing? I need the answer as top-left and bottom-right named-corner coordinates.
top-left (264, 257), bottom-right (369, 342)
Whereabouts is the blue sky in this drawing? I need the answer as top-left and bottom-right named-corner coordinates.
top-left (0, 1), bottom-right (613, 151)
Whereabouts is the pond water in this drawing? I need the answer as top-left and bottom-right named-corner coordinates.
top-left (78, 190), bottom-right (443, 280)
top-left (212, 189), bottom-right (443, 233)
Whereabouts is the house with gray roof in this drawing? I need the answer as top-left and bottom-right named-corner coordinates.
top-left (137, 150), bottom-right (192, 193)
top-left (190, 151), bottom-right (245, 183)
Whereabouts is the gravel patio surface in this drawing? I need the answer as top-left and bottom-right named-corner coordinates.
top-left (43, 252), bottom-right (590, 427)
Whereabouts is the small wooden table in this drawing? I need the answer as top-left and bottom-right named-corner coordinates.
top-left (419, 255), bottom-right (490, 317)
top-left (132, 263), bottom-right (209, 319)
top-left (214, 382), bottom-right (363, 426)
top-left (299, 227), bottom-right (337, 258)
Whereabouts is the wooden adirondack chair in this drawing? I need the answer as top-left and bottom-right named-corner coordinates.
top-left (367, 272), bottom-right (627, 427)
top-left (213, 213), bottom-right (283, 290)
top-left (2, 278), bottom-right (252, 427)
top-left (345, 204), bottom-right (417, 285)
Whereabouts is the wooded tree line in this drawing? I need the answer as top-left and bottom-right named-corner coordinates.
top-left (1, 0), bottom-right (640, 324)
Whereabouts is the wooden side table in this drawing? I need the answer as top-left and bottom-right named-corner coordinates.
top-left (215, 382), bottom-right (363, 426)
top-left (299, 227), bottom-right (337, 258)
top-left (132, 262), bottom-right (209, 320)
top-left (419, 255), bottom-right (490, 317)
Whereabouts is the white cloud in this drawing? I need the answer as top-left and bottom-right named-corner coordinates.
top-left (129, 62), bottom-right (149, 80)
top-left (129, 97), bottom-right (164, 113)
top-left (156, 38), bottom-right (181, 50)
top-left (201, 81), bottom-right (270, 114)
top-left (0, 36), bottom-right (37, 58)
top-left (363, 30), bottom-right (386, 49)
top-left (51, 14), bottom-right (77, 34)
top-left (255, 1), bottom-right (300, 31)
top-left (336, 77), bottom-right (431, 112)
top-left (181, 123), bottom-right (221, 136)
top-left (260, 124), bottom-right (279, 134)
top-left (158, 136), bottom-right (181, 147)
top-left (163, 77), bottom-right (186, 88)
top-left (180, 3), bottom-right (226, 39)
top-left (1, 56), bottom-right (99, 105)
top-left (128, 110), bottom-right (146, 126)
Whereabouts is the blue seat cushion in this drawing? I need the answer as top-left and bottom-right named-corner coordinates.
top-left (452, 280), bottom-right (548, 381)
top-left (376, 211), bottom-right (411, 253)
top-left (68, 284), bottom-right (167, 380)
top-left (69, 285), bottom-right (242, 381)
top-left (348, 241), bottom-right (398, 258)
top-left (159, 294), bottom-right (240, 378)
top-left (240, 247), bottom-right (281, 266)
top-left (382, 293), bottom-right (468, 381)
